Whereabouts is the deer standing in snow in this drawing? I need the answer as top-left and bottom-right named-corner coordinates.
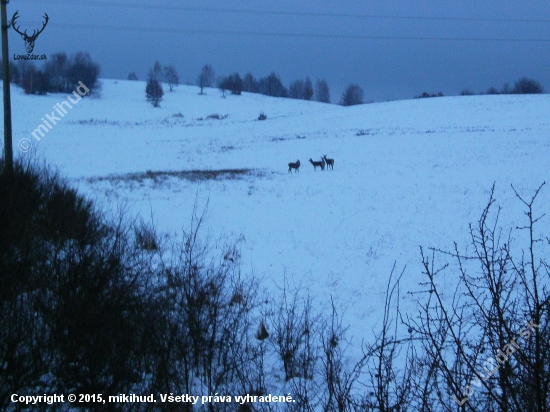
top-left (288, 159), bottom-right (300, 173)
top-left (309, 158), bottom-right (325, 171)
top-left (322, 155), bottom-right (334, 170)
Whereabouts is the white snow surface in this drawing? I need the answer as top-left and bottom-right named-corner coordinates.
top-left (6, 79), bottom-right (550, 341)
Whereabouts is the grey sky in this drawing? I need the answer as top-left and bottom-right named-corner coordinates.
top-left (11, 0), bottom-right (550, 102)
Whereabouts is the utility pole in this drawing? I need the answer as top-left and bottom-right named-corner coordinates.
top-left (1, 0), bottom-right (13, 174)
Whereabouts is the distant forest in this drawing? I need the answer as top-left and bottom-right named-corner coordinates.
top-left (3, 51), bottom-right (100, 95)
top-left (417, 76), bottom-right (544, 99)
top-left (2, 51), bottom-right (544, 106)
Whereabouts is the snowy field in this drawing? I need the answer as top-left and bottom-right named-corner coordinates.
top-left (7, 79), bottom-right (550, 340)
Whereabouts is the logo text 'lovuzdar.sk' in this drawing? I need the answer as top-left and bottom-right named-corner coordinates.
top-left (13, 53), bottom-right (47, 61)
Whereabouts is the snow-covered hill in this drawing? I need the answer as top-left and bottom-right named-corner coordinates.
top-left (6, 79), bottom-right (550, 337)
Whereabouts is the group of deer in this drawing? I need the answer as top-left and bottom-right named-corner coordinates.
top-left (288, 155), bottom-right (334, 173)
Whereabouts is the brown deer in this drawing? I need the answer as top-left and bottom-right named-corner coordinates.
top-left (288, 159), bottom-right (300, 173)
top-left (11, 11), bottom-right (49, 54)
top-left (322, 155), bottom-right (334, 170)
top-left (309, 158), bottom-right (325, 171)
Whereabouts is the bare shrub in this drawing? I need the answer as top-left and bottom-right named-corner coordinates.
top-left (134, 217), bottom-right (160, 251)
top-left (361, 265), bottom-right (415, 411)
top-left (407, 183), bottom-right (550, 411)
top-left (150, 207), bottom-right (260, 405)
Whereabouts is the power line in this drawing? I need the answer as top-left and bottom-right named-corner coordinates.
top-left (20, 0), bottom-right (550, 24)
top-left (49, 23), bottom-right (550, 42)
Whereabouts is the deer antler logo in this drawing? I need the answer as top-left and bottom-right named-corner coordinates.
top-left (11, 11), bottom-right (49, 54)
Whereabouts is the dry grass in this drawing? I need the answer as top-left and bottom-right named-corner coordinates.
top-left (196, 113), bottom-right (229, 121)
top-left (86, 168), bottom-right (266, 185)
top-left (72, 113), bottom-right (186, 127)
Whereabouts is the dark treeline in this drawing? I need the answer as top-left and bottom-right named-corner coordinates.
top-left (416, 77), bottom-right (544, 99)
top-left (462, 76), bottom-right (544, 96)
top-left (189, 64), bottom-right (334, 104)
top-left (3, 51), bottom-right (100, 95)
top-left (217, 70), bottom-right (359, 106)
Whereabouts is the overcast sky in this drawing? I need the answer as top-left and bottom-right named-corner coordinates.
top-left (11, 0), bottom-right (550, 102)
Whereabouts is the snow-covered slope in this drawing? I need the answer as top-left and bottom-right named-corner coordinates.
top-left (6, 79), bottom-right (550, 337)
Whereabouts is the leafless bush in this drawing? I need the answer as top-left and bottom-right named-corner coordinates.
top-left (318, 298), bottom-right (368, 412)
top-left (134, 218), bottom-right (160, 251)
top-left (269, 279), bottom-right (319, 384)
top-left (149, 206), bottom-right (260, 411)
top-left (406, 183), bottom-right (550, 411)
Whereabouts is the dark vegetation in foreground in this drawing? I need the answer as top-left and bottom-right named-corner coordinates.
top-left (1, 159), bottom-right (549, 411)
